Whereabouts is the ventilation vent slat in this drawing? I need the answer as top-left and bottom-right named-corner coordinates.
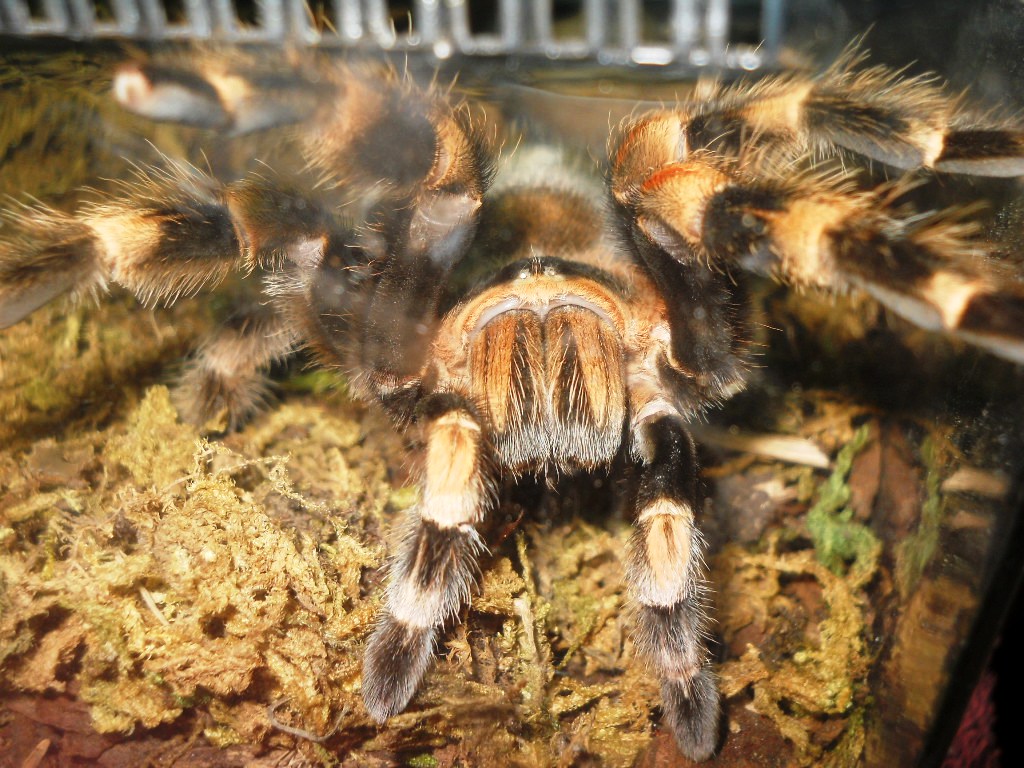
top-left (0, 0), bottom-right (779, 70)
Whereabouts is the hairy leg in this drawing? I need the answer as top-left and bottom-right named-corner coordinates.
top-left (612, 146), bottom-right (1024, 364)
top-left (174, 304), bottom-right (298, 429)
top-left (627, 415), bottom-right (720, 762)
top-left (362, 392), bottom-right (492, 720)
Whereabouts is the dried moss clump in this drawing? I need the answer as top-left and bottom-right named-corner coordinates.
top-left (1, 387), bottom-right (385, 753)
top-left (716, 537), bottom-right (873, 766)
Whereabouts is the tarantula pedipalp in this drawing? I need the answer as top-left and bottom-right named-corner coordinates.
top-left (2, 49), bottom-right (1024, 762)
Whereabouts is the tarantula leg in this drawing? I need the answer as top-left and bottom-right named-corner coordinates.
top-left (113, 54), bottom-right (326, 133)
top-left (304, 76), bottom-right (493, 276)
top-left (362, 393), bottom-right (491, 721)
top-left (929, 131), bottom-right (1024, 175)
top-left (0, 171), bottom-right (241, 326)
top-left (805, 58), bottom-right (1024, 175)
top-left (270, 216), bottom-right (470, 421)
top-left (0, 207), bottom-right (104, 327)
top-left (621, 223), bottom-right (749, 403)
top-left (614, 56), bottom-right (1024, 177)
top-left (114, 55), bottom-right (493, 253)
top-left (175, 304), bottom-right (299, 430)
top-left (271, 224), bottom-right (449, 416)
top-left (628, 415), bottom-right (720, 762)
top-left (0, 165), bottom-right (343, 327)
top-left (617, 154), bottom-right (1024, 364)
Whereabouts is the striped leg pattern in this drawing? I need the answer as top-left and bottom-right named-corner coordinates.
top-left (611, 48), bottom-right (1024, 365)
top-left (362, 393), bottom-right (492, 720)
top-left (628, 415), bottom-right (719, 761)
top-left (612, 47), bottom-right (1024, 180)
top-left (612, 146), bottom-right (1024, 365)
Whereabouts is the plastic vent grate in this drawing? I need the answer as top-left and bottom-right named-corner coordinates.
top-left (0, 0), bottom-right (781, 69)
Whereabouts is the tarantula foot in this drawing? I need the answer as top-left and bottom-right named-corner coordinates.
top-left (661, 672), bottom-right (722, 762)
top-left (362, 614), bottom-right (437, 722)
top-left (172, 363), bottom-right (272, 433)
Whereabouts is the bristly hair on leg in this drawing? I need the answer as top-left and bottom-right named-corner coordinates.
top-left (362, 509), bottom-right (488, 721)
top-left (172, 306), bottom-right (299, 430)
top-left (0, 201), bottom-right (107, 327)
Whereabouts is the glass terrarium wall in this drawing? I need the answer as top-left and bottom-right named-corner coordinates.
top-left (1, 2), bottom-right (1022, 767)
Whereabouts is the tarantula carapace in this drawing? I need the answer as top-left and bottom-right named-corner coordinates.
top-left (2, 47), bottom-right (1023, 761)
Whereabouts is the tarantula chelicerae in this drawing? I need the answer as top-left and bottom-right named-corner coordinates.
top-left (2, 48), bottom-right (1024, 761)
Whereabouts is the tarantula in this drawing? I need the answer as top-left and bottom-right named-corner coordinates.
top-left (2, 47), bottom-right (1023, 761)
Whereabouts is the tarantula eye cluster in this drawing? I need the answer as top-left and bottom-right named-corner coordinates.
top-left (1, 47), bottom-right (1022, 761)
